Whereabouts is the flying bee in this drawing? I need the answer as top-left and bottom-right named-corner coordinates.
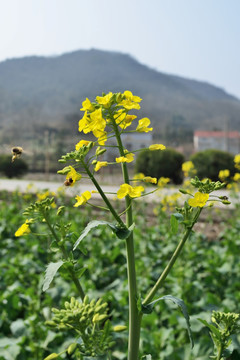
top-left (11, 146), bottom-right (24, 162)
top-left (64, 177), bottom-right (74, 186)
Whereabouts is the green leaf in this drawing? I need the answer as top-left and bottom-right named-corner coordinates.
top-left (42, 260), bottom-right (64, 292)
top-left (170, 215), bottom-right (178, 234)
top-left (170, 213), bottom-right (184, 234)
top-left (143, 295), bottom-right (194, 348)
top-left (73, 220), bottom-right (133, 250)
top-left (198, 319), bottom-right (221, 340)
top-left (10, 319), bottom-right (26, 337)
top-left (142, 355), bottom-right (152, 360)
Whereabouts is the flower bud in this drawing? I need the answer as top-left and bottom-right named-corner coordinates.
top-left (44, 353), bottom-right (59, 360)
top-left (70, 297), bottom-right (76, 308)
top-left (57, 206), bottom-right (65, 216)
top-left (116, 92), bottom-right (123, 103)
top-left (64, 302), bottom-right (70, 310)
top-left (113, 325), bottom-right (127, 332)
top-left (96, 147), bottom-right (106, 156)
top-left (57, 166), bottom-right (70, 175)
top-left (67, 343), bottom-right (77, 355)
top-left (179, 189), bottom-right (191, 195)
top-left (83, 295), bottom-right (89, 305)
top-left (45, 321), bottom-right (57, 327)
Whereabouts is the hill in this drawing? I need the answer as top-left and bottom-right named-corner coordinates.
top-left (0, 48), bottom-right (240, 146)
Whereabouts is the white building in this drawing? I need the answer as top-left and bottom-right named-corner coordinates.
top-left (194, 131), bottom-right (240, 154)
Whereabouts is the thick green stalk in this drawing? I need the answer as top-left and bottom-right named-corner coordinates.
top-left (143, 208), bottom-right (201, 305)
top-left (43, 212), bottom-right (85, 300)
top-left (112, 119), bottom-right (141, 360)
top-left (216, 344), bottom-right (223, 360)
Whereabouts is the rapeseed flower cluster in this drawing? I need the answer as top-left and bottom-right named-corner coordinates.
top-left (182, 161), bottom-right (195, 177)
top-left (57, 90), bottom-right (166, 205)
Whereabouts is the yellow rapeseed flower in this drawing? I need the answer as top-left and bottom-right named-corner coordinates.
top-left (15, 220), bottom-right (31, 237)
top-left (116, 151), bottom-right (134, 163)
top-left (149, 144), bottom-right (166, 151)
top-left (114, 110), bottom-right (137, 129)
top-left (75, 140), bottom-right (92, 150)
top-left (234, 154), bottom-right (240, 170)
top-left (74, 191), bottom-right (91, 207)
top-left (65, 166), bottom-right (82, 186)
top-left (143, 176), bottom-right (157, 184)
top-left (158, 177), bottom-right (170, 187)
top-left (218, 169), bottom-right (230, 181)
top-left (182, 161), bottom-right (195, 177)
top-left (188, 192), bottom-right (209, 208)
top-left (96, 92), bottom-right (113, 108)
top-left (117, 184), bottom-right (144, 199)
top-left (118, 90), bottom-right (142, 110)
top-left (136, 118), bottom-right (153, 133)
top-left (234, 154), bottom-right (240, 164)
top-left (94, 161), bottom-right (108, 172)
top-left (233, 173), bottom-right (240, 182)
top-left (133, 173), bottom-right (145, 181)
top-left (37, 190), bottom-right (56, 201)
top-left (80, 98), bottom-right (94, 112)
top-left (96, 131), bottom-right (108, 146)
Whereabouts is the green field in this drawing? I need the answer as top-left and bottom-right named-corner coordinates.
top-left (0, 188), bottom-right (240, 360)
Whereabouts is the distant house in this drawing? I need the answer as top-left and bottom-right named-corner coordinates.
top-left (194, 131), bottom-right (240, 154)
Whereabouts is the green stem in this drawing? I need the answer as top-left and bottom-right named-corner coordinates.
top-left (43, 212), bottom-right (85, 300)
top-left (112, 118), bottom-right (141, 360)
top-left (216, 344), bottom-right (223, 360)
top-left (143, 208), bottom-right (202, 305)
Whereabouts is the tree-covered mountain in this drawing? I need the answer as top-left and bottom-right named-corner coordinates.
top-left (0, 48), bottom-right (240, 144)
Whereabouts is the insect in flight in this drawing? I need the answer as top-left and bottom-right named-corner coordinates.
top-left (64, 177), bottom-right (74, 186)
top-left (11, 146), bottom-right (24, 162)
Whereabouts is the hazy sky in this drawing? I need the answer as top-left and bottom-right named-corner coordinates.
top-left (1, 0), bottom-right (239, 98)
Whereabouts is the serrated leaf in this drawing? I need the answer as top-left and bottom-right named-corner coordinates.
top-left (73, 220), bottom-right (132, 250)
top-left (144, 295), bottom-right (194, 348)
top-left (42, 260), bottom-right (64, 292)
